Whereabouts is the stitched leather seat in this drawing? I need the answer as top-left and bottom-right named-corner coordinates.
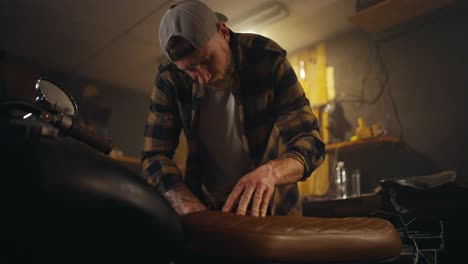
top-left (182, 211), bottom-right (402, 263)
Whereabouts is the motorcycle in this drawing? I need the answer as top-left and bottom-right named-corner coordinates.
top-left (1, 78), bottom-right (466, 263)
top-left (2, 78), bottom-right (183, 263)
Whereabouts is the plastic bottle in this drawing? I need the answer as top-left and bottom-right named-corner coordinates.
top-left (349, 169), bottom-right (361, 197)
top-left (335, 161), bottom-right (348, 199)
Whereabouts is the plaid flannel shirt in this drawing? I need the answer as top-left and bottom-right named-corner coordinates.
top-left (142, 31), bottom-right (325, 216)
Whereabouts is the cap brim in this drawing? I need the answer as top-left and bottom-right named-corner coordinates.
top-left (215, 12), bottom-right (228, 22)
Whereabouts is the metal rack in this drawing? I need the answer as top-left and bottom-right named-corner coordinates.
top-left (374, 211), bottom-right (445, 264)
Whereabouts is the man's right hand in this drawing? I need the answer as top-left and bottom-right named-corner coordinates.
top-left (163, 183), bottom-right (208, 215)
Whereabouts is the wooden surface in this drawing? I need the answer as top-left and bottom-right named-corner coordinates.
top-left (326, 135), bottom-right (399, 151)
top-left (111, 155), bottom-right (140, 165)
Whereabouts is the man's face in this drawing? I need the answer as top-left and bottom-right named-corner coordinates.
top-left (174, 23), bottom-right (231, 85)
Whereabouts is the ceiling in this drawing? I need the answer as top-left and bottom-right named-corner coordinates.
top-left (0, 0), bottom-right (357, 94)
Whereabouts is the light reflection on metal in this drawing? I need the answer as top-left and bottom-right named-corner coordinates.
top-left (23, 113), bottom-right (33, 119)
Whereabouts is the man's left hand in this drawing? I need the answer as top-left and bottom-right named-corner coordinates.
top-left (222, 163), bottom-right (277, 217)
top-left (222, 157), bottom-right (304, 217)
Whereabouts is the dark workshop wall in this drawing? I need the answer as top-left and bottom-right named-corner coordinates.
top-left (326, 2), bottom-right (468, 182)
top-left (49, 74), bottom-right (151, 158)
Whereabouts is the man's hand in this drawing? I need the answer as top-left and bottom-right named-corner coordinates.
top-left (222, 164), bottom-right (276, 217)
top-left (222, 157), bottom-right (304, 217)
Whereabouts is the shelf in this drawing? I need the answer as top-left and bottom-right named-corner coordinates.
top-left (348, 0), bottom-right (455, 33)
top-left (326, 135), bottom-right (399, 152)
top-left (110, 155), bottom-right (140, 165)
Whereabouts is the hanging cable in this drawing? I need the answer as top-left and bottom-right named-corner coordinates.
top-left (374, 38), bottom-right (404, 140)
top-left (364, 38), bottom-right (388, 105)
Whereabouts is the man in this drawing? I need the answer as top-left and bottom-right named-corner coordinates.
top-left (142, 0), bottom-right (325, 217)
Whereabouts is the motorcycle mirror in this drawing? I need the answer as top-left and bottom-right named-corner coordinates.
top-left (35, 78), bottom-right (78, 116)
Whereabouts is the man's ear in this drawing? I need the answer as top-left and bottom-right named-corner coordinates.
top-left (217, 22), bottom-right (230, 42)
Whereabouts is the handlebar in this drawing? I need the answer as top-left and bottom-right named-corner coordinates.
top-left (1, 100), bottom-right (114, 154)
top-left (67, 118), bottom-right (114, 155)
top-left (0, 100), bottom-right (44, 114)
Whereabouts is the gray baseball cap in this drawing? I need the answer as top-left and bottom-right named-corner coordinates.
top-left (159, 0), bottom-right (228, 61)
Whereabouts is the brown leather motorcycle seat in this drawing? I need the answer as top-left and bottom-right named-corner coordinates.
top-left (182, 211), bottom-right (402, 263)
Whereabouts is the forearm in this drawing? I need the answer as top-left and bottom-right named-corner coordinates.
top-left (142, 155), bottom-right (206, 215)
top-left (143, 76), bottom-right (206, 215)
top-left (163, 183), bottom-right (207, 215)
top-left (276, 106), bottom-right (326, 179)
top-left (283, 133), bottom-right (325, 179)
top-left (265, 157), bottom-right (304, 185)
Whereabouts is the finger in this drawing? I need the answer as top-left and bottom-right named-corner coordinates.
top-left (222, 183), bottom-right (244, 213)
top-left (260, 187), bottom-right (274, 217)
top-left (250, 185), bottom-right (266, 217)
top-left (236, 184), bottom-right (255, 216)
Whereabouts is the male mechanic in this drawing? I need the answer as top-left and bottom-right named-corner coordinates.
top-left (142, 0), bottom-right (325, 217)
